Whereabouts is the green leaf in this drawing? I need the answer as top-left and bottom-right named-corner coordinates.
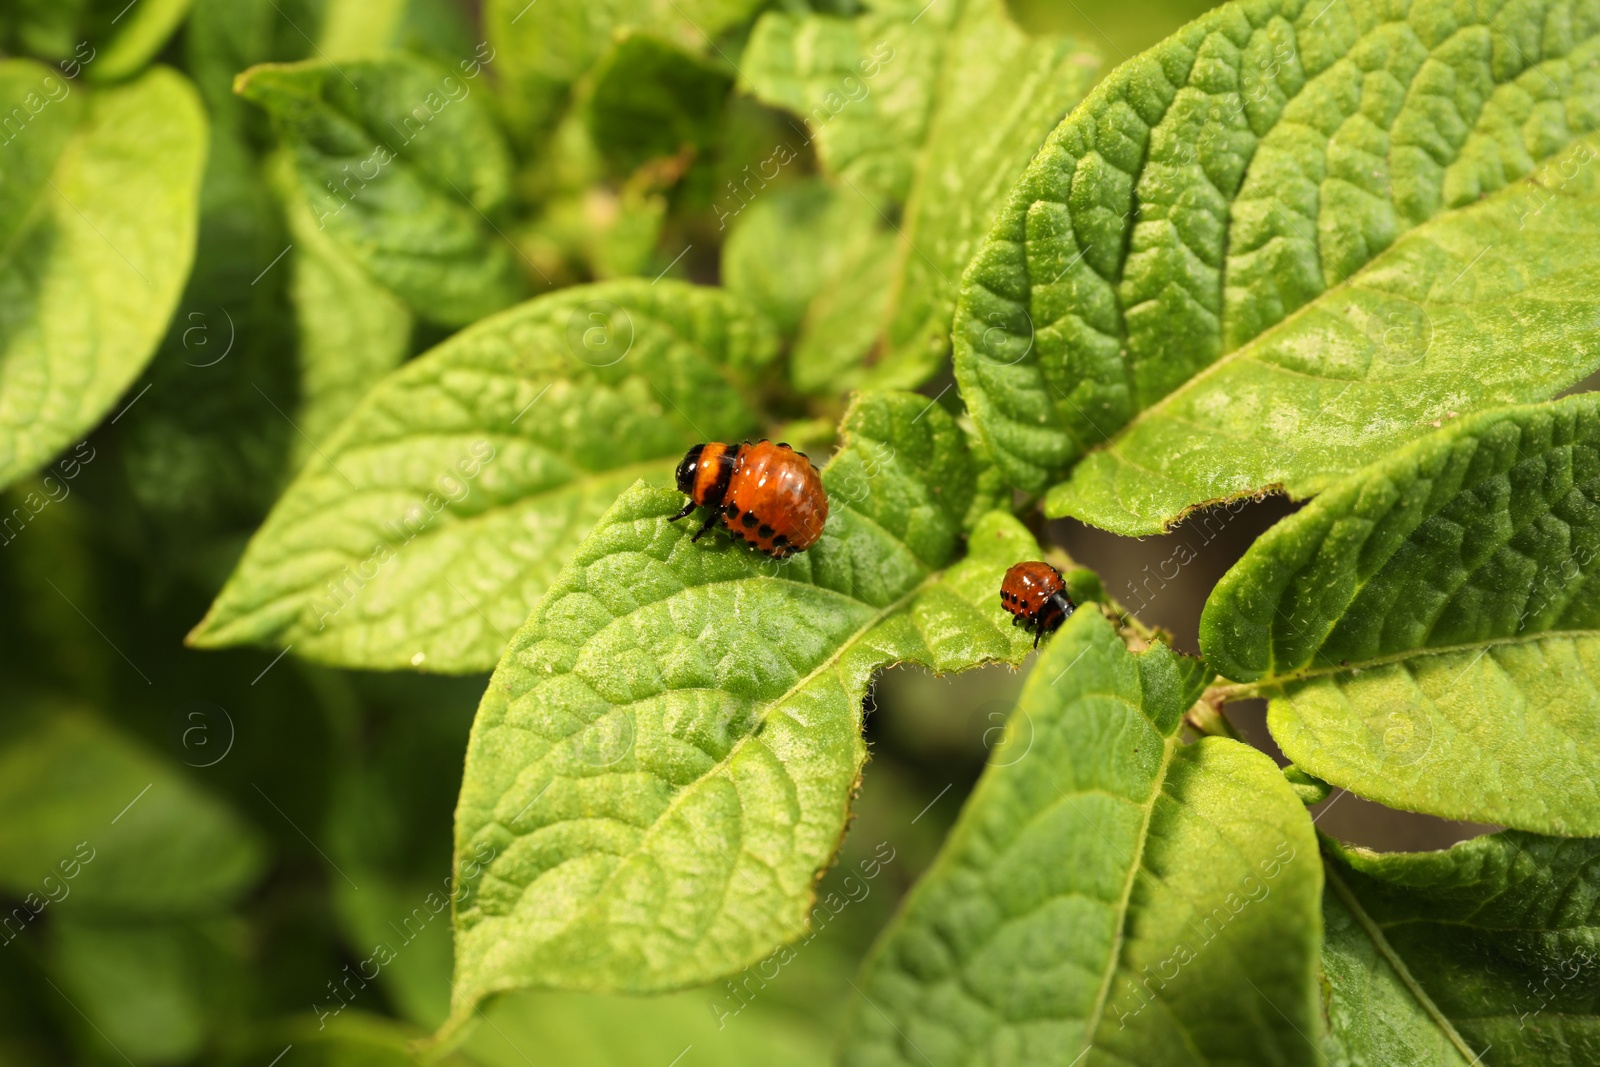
top-left (1203, 396), bottom-right (1600, 834)
top-left (236, 55), bottom-right (526, 326)
top-left (317, 0), bottom-right (474, 65)
top-left (278, 152), bottom-right (413, 457)
top-left (0, 0), bottom-right (192, 81)
top-left (838, 612), bottom-right (1323, 1067)
top-left (446, 391), bottom-right (1043, 1031)
top-left (484, 0), bottom-right (765, 141)
top-left (464, 988), bottom-right (833, 1067)
top-left (0, 709), bottom-right (265, 916)
top-left (1049, 135), bottom-right (1600, 534)
top-left (954, 0), bottom-right (1600, 526)
top-left (189, 280), bottom-right (778, 673)
top-left (742, 0), bottom-right (1100, 387)
top-left (95, 0), bottom-right (194, 80)
top-left (586, 33), bottom-right (734, 176)
top-left (721, 177), bottom-right (879, 336)
top-left (1321, 831), bottom-right (1599, 1066)
top-left (186, 0), bottom-right (317, 126)
top-left (0, 63), bottom-right (206, 494)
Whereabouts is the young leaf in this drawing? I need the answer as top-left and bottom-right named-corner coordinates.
top-left (0, 709), bottom-right (265, 916)
top-left (236, 55), bottom-right (526, 326)
top-left (1202, 396), bottom-right (1600, 834)
top-left (0, 63), bottom-right (206, 495)
top-left (188, 280), bottom-right (777, 674)
top-left (1321, 831), bottom-right (1599, 1066)
top-left (446, 391), bottom-right (1043, 1031)
top-left (742, 0), bottom-right (1100, 387)
top-left (838, 612), bottom-right (1323, 1067)
top-left (953, 0), bottom-right (1600, 524)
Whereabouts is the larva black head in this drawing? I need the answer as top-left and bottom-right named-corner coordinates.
top-left (675, 444), bottom-right (706, 498)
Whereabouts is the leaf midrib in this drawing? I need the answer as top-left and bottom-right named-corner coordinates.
top-left (1076, 726), bottom-right (1179, 1055)
top-left (1326, 862), bottom-right (1482, 1065)
top-left (1229, 627), bottom-right (1600, 693)
top-left (315, 305), bottom-right (766, 457)
top-left (198, 457), bottom-right (679, 642)
top-left (1066, 121), bottom-right (1600, 474)
top-left (513, 560), bottom-right (954, 951)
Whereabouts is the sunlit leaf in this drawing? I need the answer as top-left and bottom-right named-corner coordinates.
top-left (1321, 831), bottom-right (1599, 1067)
top-left (236, 54), bottom-right (526, 326)
top-left (189, 280), bottom-right (777, 673)
top-left (446, 391), bottom-right (1042, 1031)
top-left (954, 0), bottom-right (1600, 530)
top-left (840, 612), bottom-right (1323, 1067)
top-left (0, 64), bottom-right (205, 494)
top-left (1203, 396), bottom-right (1600, 834)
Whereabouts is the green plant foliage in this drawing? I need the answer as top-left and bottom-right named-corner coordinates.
top-left (189, 280), bottom-right (778, 673)
top-left (1203, 397), bottom-right (1600, 833)
top-left (742, 0), bottom-right (1101, 387)
top-left (318, 0), bottom-right (475, 64)
top-left (236, 55), bottom-right (525, 326)
top-left (446, 391), bottom-right (1042, 1029)
top-left (484, 0), bottom-right (765, 142)
top-left (278, 154), bottom-right (414, 457)
top-left (1011, 0), bottom-right (1225, 59)
top-left (463, 988), bottom-right (833, 1066)
top-left (223, 1012), bottom-right (479, 1067)
top-left (1050, 135), bottom-right (1600, 534)
top-left (586, 34), bottom-right (735, 175)
top-left (839, 612), bottom-right (1324, 1067)
top-left (0, 63), bottom-right (206, 494)
top-left (12, 0), bottom-right (1600, 1059)
top-left (0, 0), bottom-right (193, 81)
top-left (119, 119), bottom-right (298, 545)
top-left (1320, 831), bottom-right (1599, 1066)
top-left (47, 919), bottom-right (220, 1063)
top-left (954, 0), bottom-right (1600, 519)
top-left (721, 178), bottom-right (899, 393)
